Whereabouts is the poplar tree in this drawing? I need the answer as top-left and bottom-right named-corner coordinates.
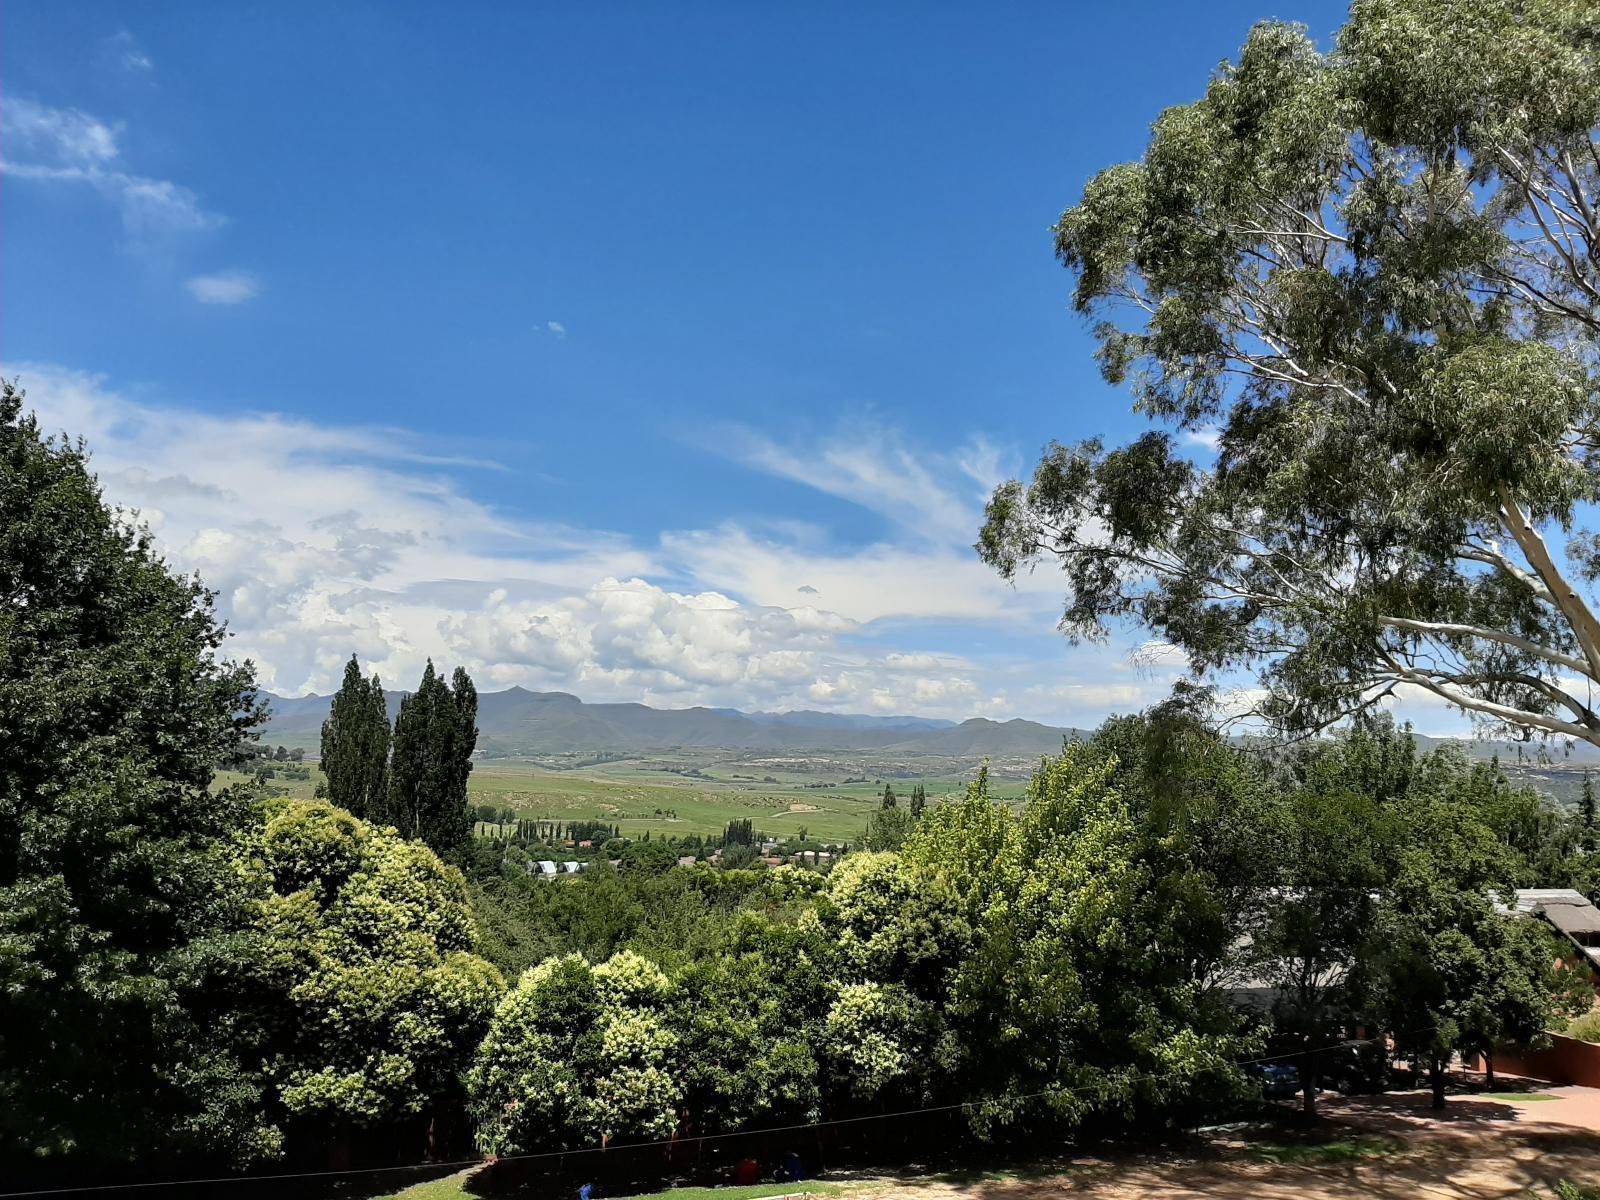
top-left (386, 661), bottom-right (477, 854)
top-left (319, 655), bottom-right (389, 819)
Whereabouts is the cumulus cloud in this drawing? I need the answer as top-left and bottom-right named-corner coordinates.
top-left (187, 271), bottom-right (259, 305)
top-left (545, 320), bottom-right (567, 338)
top-left (10, 364), bottom-right (1065, 720)
top-left (1, 96), bottom-right (222, 238)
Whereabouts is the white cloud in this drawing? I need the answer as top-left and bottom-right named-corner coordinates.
top-left (1182, 427), bottom-right (1222, 451)
top-left (546, 321), bottom-right (567, 338)
top-left (3, 98), bottom-right (119, 165)
top-left (13, 364), bottom-right (1089, 721)
top-left (1, 97), bottom-right (222, 238)
top-left (187, 271), bottom-right (259, 305)
top-left (664, 524), bottom-right (1061, 625)
top-left (710, 422), bottom-right (999, 544)
top-left (108, 32), bottom-right (154, 73)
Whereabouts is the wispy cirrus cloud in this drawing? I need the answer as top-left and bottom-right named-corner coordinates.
top-left (709, 422), bottom-right (1010, 545)
top-left (187, 271), bottom-right (259, 305)
top-left (1, 96), bottom-right (222, 239)
top-left (106, 31), bottom-right (154, 74)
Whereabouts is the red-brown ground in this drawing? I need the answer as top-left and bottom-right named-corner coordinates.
top-left (858, 1085), bottom-right (1600, 1200)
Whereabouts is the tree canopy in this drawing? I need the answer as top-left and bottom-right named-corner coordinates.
top-left (319, 655), bottom-right (390, 821)
top-left (0, 381), bottom-right (264, 1166)
top-left (980, 0), bottom-right (1600, 745)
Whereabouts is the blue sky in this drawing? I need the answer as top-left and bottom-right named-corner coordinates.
top-left (3, 0), bottom-right (1362, 725)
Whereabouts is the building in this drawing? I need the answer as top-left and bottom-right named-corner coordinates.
top-left (562, 861), bottom-right (583, 875)
top-left (1503, 888), bottom-right (1600, 971)
top-left (533, 860), bottom-right (559, 878)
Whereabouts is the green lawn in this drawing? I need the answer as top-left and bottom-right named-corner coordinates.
top-left (1478, 1091), bottom-right (1559, 1102)
top-left (1240, 1134), bottom-right (1404, 1164)
top-left (381, 1171), bottom-right (846, 1200)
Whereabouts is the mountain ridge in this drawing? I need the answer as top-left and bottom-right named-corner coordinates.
top-left (256, 687), bottom-right (1082, 757)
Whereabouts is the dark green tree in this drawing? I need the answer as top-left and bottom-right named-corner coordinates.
top-left (980, 0), bottom-right (1600, 747)
top-left (909, 783), bottom-right (926, 818)
top-left (1583, 771), bottom-right (1597, 854)
top-left (0, 381), bottom-right (264, 1168)
top-left (880, 783), bottom-right (897, 809)
top-left (385, 661), bottom-right (477, 854)
top-left (318, 654), bottom-right (390, 820)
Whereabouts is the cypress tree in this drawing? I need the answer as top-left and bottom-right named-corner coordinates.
top-left (910, 783), bottom-right (926, 818)
top-left (320, 655), bottom-right (389, 819)
top-left (387, 661), bottom-right (477, 853)
top-left (881, 783), bottom-right (897, 809)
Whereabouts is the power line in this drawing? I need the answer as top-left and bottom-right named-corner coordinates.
top-left (0, 1028), bottom-right (1425, 1199)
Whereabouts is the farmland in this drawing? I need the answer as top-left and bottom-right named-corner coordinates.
top-left (220, 754), bottom-right (1021, 843)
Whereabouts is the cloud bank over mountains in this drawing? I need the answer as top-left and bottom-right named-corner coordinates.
top-left (14, 364), bottom-right (1184, 725)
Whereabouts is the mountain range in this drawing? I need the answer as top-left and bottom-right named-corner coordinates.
top-left (258, 686), bottom-right (1086, 758)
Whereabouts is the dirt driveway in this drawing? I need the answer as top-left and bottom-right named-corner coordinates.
top-left (862, 1086), bottom-right (1600, 1200)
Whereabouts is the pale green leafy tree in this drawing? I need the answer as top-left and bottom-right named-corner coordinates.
top-left (980, 0), bottom-right (1600, 746)
top-left (468, 950), bottom-right (680, 1155)
top-left (207, 798), bottom-right (504, 1159)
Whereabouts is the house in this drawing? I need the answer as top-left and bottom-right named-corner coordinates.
top-left (762, 856), bottom-right (785, 867)
top-left (677, 855), bottom-right (698, 868)
top-left (1503, 888), bottom-right (1600, 971)
top-left (578, 840), bottom-right (594, 849)
top-left (534, 860), bottom-right (559, 878)
top-left (562, 861), bottom-right (583, 875)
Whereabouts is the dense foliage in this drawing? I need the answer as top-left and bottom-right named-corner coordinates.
top-left (384, 660), bottom-right (478, 855)
top-left (201, 799), bottom-right (503, 1163)
top-left (980, 0), bottom-right (1600, 746)
top-left (319, 655), bottom-right (390, 821)
top-left (0, 381), bottom-right (263, 1165)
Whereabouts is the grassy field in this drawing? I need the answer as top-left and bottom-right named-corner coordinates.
top-left (464, 760), bottom-right (1002, 843)
top-left (217, 757), bottom-right (1014, 844)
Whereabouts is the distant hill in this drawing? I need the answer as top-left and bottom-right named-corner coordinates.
top-left (256, 686), bottom-right (1084, 758)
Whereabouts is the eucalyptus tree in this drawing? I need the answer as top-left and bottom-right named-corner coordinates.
top-left (980, 0), bottom-right (1600, 745)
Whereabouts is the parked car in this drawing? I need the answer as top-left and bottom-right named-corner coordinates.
top-left (1324, 1040), bottom-right (1388, 1094)
top-left (1247, 1061), bottom-right (1302, 1100)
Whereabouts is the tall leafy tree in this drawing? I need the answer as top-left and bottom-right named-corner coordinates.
top-left (467, 951), bottom-right (680, 1155)
top-left (191, 799), bottom-right (504, 1164)
top-left (0, 382), bottom-right (264, 1167)
top-left (319, 654), bottom-right (389, 819)
top-left (1367, 739), bottom-right (1586, 1106)
top-left (386, 661), bottom-right (477, 854)
top-left (980, 0), bottom-right (1600, 746)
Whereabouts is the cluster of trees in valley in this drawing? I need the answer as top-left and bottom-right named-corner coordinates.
top-left (9, 0), bottom-right (1600, 1191)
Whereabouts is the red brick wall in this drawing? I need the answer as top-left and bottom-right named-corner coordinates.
top-left (1492, 1035), bottom-right (1600, 1088)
